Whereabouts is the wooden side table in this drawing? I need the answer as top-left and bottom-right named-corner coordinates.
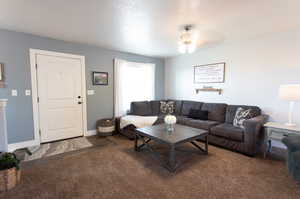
top-left (264, 122), bottom-right (300, 158)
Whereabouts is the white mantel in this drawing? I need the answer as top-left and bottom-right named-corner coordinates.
top-left (0, 99), bottom-right (8, 152)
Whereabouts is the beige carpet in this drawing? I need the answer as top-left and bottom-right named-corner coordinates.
top-left (1, 135), bottom-right (299, 199)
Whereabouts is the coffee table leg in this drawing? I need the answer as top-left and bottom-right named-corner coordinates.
top-left (191, 135), bottom-right (209, 154)
top-left (169, 144), bottom-right (176, 172)
top-left (134, 132), bottom-right (138, 151)
top-left (205, 135), bottom-right (208, 154)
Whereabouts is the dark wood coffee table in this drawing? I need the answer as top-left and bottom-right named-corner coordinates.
top-left (135, 124), bottom-right (208, 172)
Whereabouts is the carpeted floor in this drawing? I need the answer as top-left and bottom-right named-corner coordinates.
top-left (1, 135), bottom-right (299, 199)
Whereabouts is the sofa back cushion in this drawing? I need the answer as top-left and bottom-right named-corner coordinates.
top-left (201, 103), bottom-right (227, 122)
top-left (130, 101), bottom-right (152, 116)
top-left (150, 100), bottom-right (162, 115)
top-left (225, 105), bottom-right (261, 124)
top-left (181, 101), bottom-right (203, 116)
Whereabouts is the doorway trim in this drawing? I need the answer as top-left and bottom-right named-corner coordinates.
top-left (30, 49), bottom-right (88, 146)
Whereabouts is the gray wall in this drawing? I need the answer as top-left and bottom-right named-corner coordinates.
top-left (0, 29), bottom-right (165, 144)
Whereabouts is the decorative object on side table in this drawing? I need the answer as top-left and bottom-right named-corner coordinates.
top-left (97, 118), bottom-right (115, 136)
top-left (279, 84), bottom-right (300, 126)
top-left (93, 72), bottom-right (108, 85)
top-left (160, 101), bottom-right (176, 132)
top-left (263, 122), bottom-right (300, 158)
top-left (0, 152), bottom-right (21, 192)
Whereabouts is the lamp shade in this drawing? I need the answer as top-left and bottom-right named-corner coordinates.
top-left (279, 84), bottom-right (300, 101)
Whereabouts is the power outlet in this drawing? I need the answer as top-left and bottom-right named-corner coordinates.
top-left (87, 90), bottom-right (95, 95)
top-left (25, 90), bottom-right (31, 96)
top-left (11, 90), bottom-right (18, 96)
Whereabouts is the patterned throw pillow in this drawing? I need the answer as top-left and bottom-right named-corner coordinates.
top-left (160, 101), bottom-right (175, 114)
top-left (233, 107), bottom-right (253, 129)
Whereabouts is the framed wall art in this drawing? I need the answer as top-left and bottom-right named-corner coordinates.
top-left (93, 72), bottom-right (108, 85)
top-left (194, 62), bottom-right (225, 83)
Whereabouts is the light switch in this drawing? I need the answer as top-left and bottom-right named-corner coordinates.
top-left (12, 90), bottom-right (18, 96)
top-left (87, 90), bottom-right (95, 95)
top-left (25, 90), bottom-right (31, 96)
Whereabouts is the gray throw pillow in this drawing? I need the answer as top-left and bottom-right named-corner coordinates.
top-left (233, 107), bottom-right (253, 129)
top-left (160, 101), bottom-right (175, 114)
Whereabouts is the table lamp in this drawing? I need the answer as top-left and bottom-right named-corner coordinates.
top-left (279, 84), bottom-right (300, 126)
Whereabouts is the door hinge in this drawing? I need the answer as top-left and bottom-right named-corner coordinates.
top-left (35, 64), bottom-right (38, 69)
top-left (37, 97), bottom-right (40, 103)
top-left (39, 129), bottom-right (41, 135)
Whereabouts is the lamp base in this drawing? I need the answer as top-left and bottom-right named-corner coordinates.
top-left (285, 123), bottom-right (296, 127)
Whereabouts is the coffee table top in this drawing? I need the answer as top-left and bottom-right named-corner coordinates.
top-left (136, 124), bottom-right (208, 144)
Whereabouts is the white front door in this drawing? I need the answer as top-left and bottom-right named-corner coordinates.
top-left (36, 54), bottom-right (84, 143)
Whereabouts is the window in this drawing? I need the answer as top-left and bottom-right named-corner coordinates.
top-left (114, 59), bottom-right (155, 117)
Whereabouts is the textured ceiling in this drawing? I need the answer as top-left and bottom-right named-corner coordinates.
top-left (0, 0), bottom-right (300, 57)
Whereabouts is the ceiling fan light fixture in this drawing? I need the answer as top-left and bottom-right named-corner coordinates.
top-left (178, 43), bottom-right (187, 54)
top-left (187, 43), bottom-right (196, 54)
top-left (178, 25), bottom-right (197, 54)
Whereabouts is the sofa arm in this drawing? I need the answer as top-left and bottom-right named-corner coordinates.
top-left (244, 115), bottom-right (268, 134)
top-left (243, 114), bottom-right (269, 155)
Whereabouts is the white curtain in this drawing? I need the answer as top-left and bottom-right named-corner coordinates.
top-left (114, 59), bottom-right (155, 117)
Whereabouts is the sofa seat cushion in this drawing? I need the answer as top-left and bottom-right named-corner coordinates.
top-left (210, 123), bottom-right (244, 142)
top-left (176, 116), bottom-right (191, 125)
top-left (185, 119), bottom-right (220, 130)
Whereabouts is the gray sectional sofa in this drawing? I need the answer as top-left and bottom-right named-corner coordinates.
top-left (117, 100), bottom-right (268, 156)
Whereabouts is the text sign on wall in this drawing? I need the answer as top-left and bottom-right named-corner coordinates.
top-left (194, 62), bottom-right (225, 83)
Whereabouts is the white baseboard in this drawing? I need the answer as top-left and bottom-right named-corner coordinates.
top-left (85, 130), bottom-right (97, 136)
top-left (8, 139), bottom-right (40, 152)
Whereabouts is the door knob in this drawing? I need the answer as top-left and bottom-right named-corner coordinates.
top-left (78, 102), bottom-right (82, 104)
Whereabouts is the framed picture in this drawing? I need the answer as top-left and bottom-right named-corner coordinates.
top-left (194, 62), bottom-right (225, 83)
top-left (93, 72), bottom-right (108, 85)
top-left (0, 63), bottom-right (3, 81)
